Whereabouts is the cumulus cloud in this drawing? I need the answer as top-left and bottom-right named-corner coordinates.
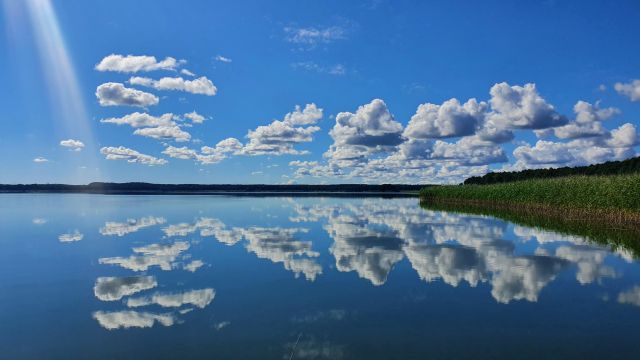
top-left (430, 137), bottom-right (508, 165)
top-left (404, 98), bottom-right (487, 139)
top-left (183, 111), bottom-right (206, 124)
top-left (33, 157), bottom-right (48, 163)
top-left (95, 54), bottom-right (184, 73)
top-left (540, 101), bottom-right (620, 139)
top-left (133, 125), bottom-right (191, 142)
top-left (292, 81), bottom-right (639, 183)
top-left (163, 137), bottom-right (243, 165)
top-left (162, 146), bottom-right (199, 160)
top-left (573, 101), bottom-right (620, 124)
top-left (96, 82), bottom-right (159, 107)
top-left (511, 122), bottom-right (638, 169)
top-left (614, 79), bottom-right (640, 101)
top-left (93, 310), bottom-right (176, 330)
top-left (488, 82), bottom-right (567, 129)
top-left (513, 140), bottom-right (577, 166)
top-left (241, 103), bottom-right (323, 155)
top-left (94, 276), bottom-right (157, 301)
top-left (129, 76), bottom-right (217, 96)
top-left (324, 99), bottom-right (404, 168)
top-left (59, 139), bottom-right (85, 151)
top-left (100, 146), bottom-right (168, 166)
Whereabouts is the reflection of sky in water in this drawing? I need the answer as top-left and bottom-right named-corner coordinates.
top-left (2, 194), bottom-right (640, 359)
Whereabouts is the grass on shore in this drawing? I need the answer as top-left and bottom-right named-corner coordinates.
top-left (420, 173), bottom-right (640, 212)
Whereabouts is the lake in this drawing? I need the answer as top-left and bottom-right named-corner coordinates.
top-left (1, 194), bottom-right (639, 359)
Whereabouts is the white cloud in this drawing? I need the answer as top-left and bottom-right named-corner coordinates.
top-left (59, 139), bottom-right (85, 151)
top-left (93, 310), bottom-right (176, 330)
top-left (96, 82), bottom-right (159, 107)
top-left (573, 100), bottom-right (620, 124)
top-left (241, 103), bottom-right (323, 155)
top-left (129, 76), bottom-right (217, 96)
top-left (183, 111), bottom-right (206, 124)
top-left (513, 140), bottom-right (577, 166)
top-left (100, 112), bottom-right (175, 128)
top-left (162, 146), bottom-right (199, 160)
top-left (95, 54), bottom-right (184, 73)
top-left (58, 230), bottom-right (84, 242)
top-left (204, 137), bottom-right (243, 154)
top-left (33, 157), bottom-right (48, 163)
top-left (540, 101), bottom-right (620, 139)
top-left (285, 25), bottom-right (347, 46)
top-left (606, 123), bottom-right (638, 148)
top-left (510, 124), bottom-right (638, 169)
top-left (404, 98), bottom-right (487, 139)
top-left (549, 121), bottom-right (608, 139)
top-left (488, 82), bottom-right (567, 129)
top-left (94, 276), bottom-right (157, 301)
top-left (180, 69), bottom-right (195, 76)
top-left (133, 125), bottom-right (191, 142)
top-left (614, 79), bottom-right (640, 101)
top-left (215, 55), bottom-right (232, 63)
top-left (325, 99), bottom-right (404, 166)
top-left (100, 146), bottom-right (168, 166)
top-left (163, 138), bottom-right (243, 165)
top-left (291, 61), bottom-right (346, 75)
top-left (430, 137), bottom-right (507, 165)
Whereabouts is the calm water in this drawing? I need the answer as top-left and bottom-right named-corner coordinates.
top-left (1, 194), bottom-right (640, 359)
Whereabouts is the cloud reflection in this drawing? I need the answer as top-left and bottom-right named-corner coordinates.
top-left (98, 241), bottom-right (189, 271)
top-left (290, 199), bottom-right (615, 303)
top-left (126, 288), bottom-right (215, 308)
top-left (94, 276), bottom-right (157, 301)
top-left (100, 216), bottom-right (166, 236)
top-left (93, 310), bottom-right (176, 330)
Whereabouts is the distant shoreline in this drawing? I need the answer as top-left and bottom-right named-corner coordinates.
top-left (0, 183), bottom-right (425, 197)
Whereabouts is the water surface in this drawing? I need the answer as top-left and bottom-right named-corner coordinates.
top-left (1, 194), bottom-right (639, 359)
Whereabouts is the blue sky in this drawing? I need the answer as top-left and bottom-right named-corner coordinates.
top-left (1, 0), bottom-right (639, 184)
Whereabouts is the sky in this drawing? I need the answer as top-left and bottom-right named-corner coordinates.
top-left (1, 0), bottom-right (639, 185)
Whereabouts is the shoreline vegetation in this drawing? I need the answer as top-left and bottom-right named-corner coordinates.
top-left (420, 158), bottom-right (640, 256)
top-left (0, 183), bottom-right (424, 196)
top-left (420, 174), bottom-right (640, 229)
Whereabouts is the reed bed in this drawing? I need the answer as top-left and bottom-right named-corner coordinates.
top-left (420, 174), bottom-right (640, 213)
